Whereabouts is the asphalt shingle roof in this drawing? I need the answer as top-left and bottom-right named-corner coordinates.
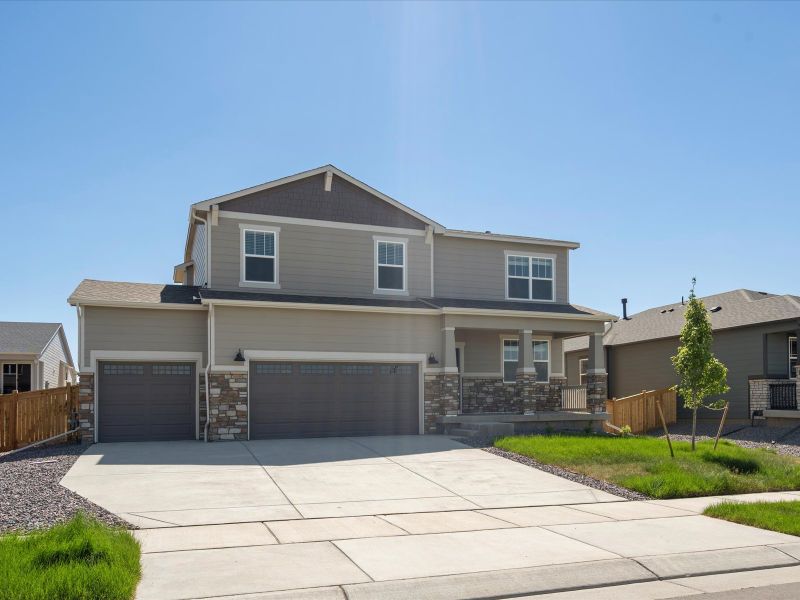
top-left (0, 322), bottom-right (61, 355)
top-left (605, 289), bottom-right (800, 347)
top-left (69, 280), bottom-right (200, 305)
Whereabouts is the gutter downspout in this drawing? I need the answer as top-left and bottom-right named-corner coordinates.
top-left (204, 302), bottom-right (213, 442)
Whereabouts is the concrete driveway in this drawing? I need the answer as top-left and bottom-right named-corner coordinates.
top-left (60, 436), bottom-right (800, 600)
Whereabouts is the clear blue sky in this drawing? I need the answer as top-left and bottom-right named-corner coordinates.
top-left (1, 1), bottom-right (798, 357)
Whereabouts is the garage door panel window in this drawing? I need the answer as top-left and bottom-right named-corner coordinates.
top-left (243, 229), bottom-right (277, 284)
top-left (341, 365), bottom-right (374, 375)
top-left (380, 364), bottom-right (414, 376)
top-left (103, 364), bottom-right (144, 376)
top-left (255, 363), bottom-right (293, 375)
top-left (152, 365), bottom-right (192, 376)
top-left (300, 364), bottom-right (335, 375)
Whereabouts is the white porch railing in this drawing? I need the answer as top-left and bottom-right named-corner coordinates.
top-left (561, 385), bottom-right (587, 411)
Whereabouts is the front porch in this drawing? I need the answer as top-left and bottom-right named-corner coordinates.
top-left (747, 329), bottom-right (799, 426)
top-left (424, 315), bottom-right (609, 433)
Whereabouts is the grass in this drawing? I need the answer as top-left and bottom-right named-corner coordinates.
top-left (494, 434), bottom-right (800, 499)
top-left (704, 500), bottom-right (800, 536)
top-left (0, 514), bottom-right (141, 600)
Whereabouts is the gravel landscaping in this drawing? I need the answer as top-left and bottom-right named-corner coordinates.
top-left (655, 423), bottom-right (800, 458)
top-left (0, 444), bottom-right (131, 533)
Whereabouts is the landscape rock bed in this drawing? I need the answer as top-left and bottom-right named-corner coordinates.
top-left (0, 444), bottom-right (131, 533)
top-left (458, 436), bottom-right (650, 501)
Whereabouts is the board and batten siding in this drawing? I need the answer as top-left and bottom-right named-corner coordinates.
top-left (40, 333), bottom-right (69, 389)
top-left (210, 216), bottom-right (432, 297)
top-left (214, 305), bottom-right (440, 366)
top-left (82, 306), bottom-right (208, 367)
top-left (608, 322), bottom-right (797, 421)
top-left (434, 236), bottom-right (570, 303)
top-left (191, 223), bottom-right (208, 287)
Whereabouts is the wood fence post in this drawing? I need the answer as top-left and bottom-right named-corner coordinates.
top-left (10, 390), bottom-right (19, 450)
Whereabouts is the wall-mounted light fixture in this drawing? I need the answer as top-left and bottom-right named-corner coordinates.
top-left (427, 353), bottom-right (439, 365)
top-left (234, 349), bottom-right (245, 362)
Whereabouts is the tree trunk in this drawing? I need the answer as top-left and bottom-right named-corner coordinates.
top-left (691, 407), bottom-right (697, 451)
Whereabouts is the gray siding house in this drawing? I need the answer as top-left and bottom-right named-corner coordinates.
top-left (69, 165), bottom-right (614, 443)
top-left (564, 290), bottom-right (800, 423)
top-left (0, 322), bottom-right (75, 394)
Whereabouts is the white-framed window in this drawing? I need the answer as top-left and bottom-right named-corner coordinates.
top-left (505, 253), bottom-right (554, 301)
top-left (790, 336), bottom-right (797, 379)
top-left (240, 225), bottom-right (280, 287)
top-left (502, 339), bottom-right (518, 383)
top-left (578, 357), bottom-right (588, 386)
top-left (500, 338), bottom-right (550, 383)
top-left (375, 238), bottom-right (407, 293)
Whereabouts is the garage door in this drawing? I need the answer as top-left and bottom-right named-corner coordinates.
top-left (250, 361), bottom-right (419, 438)
top-left (97, 362), bottom-right (196, 442)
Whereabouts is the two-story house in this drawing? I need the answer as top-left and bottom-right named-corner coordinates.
top-left (68, 165), bottom-right (614, 443)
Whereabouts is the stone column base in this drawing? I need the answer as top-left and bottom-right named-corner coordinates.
top-left (78, 372), bottom-right (95, 443)
top-left (516, 373), bottom-right (548, 413)
top-left (547, 376), bottom-right (567, 411)
top-left (586, 371), bottom-right (608, 414)
top-left (208, 372), bottom-right (248, 441)
top-left (424, 373), bottom-right (460, 433)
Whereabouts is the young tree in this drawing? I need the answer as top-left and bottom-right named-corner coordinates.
top-left (671, 279), bottom-right (730, 450)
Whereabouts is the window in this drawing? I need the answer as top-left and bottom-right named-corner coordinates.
top-left (242, 227), bottom-right (278, 284)
top-left (791, 336), bottom-right (797, 379)
top-left (255, 363), bottom-right (292, 375)
top-left (2, 363), bottom-right (32, 394)
top-left (579, 358), bottom-right (588, 385)
top-left (300, 364), bottom-right (335, 375)
top-left (506, 254), bottom-right (554, 301)
top-left (152, 364), bottom-right (192, 376)
top-left (503, 339), bottom-right (519, 383)
top-left (340, 365), bottom-right (373, 375)
top-left (375, 239), bottom-right (406, 292)
top-left (533, 339), bottom-right (550, 382)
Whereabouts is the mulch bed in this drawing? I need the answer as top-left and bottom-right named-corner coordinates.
top-left (0, 443), bottom-right (131, 533)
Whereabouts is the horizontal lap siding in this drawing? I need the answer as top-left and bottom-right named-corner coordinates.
top-left (211, 217), bottom-right (431, 297)
top-left (214, 306), bottom-right (439, 366)
top-left (83, 307), bottom-right (208, 367)
top-left (565, 351), bottom-right (588, 386)
top-left (434, 236), bottom-right (569, 303)
top-left (609, 324), bottom-right (796, 421)
top-left (40, 334), bottom-right (69, 389)
top-left (455, 329), bottom-right (505, 374)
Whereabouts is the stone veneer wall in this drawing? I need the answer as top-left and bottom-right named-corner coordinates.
top-left (198, 372), bottom-right (207, 433)
top-left (544, 376), bottom-right (567, 411)
top-left (208, 372), bottom-right (248, 441)
top-left (78, 372), bottom-right (94, 443)
top-left (586, 372), bottom-right (608, 413)
top-left (749, 377), bottom-right (798, 413)
top-left (461, 378), bottom-right (520, 414)
top-left (424, 373), bottom-right (459, 433)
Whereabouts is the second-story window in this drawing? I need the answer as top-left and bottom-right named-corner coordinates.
top-left (506, 254), bottom-right (554, 301)
top-left (243, 229), bottom-right (277, 284)
top-left (376, 239), bottom-right (406, 292)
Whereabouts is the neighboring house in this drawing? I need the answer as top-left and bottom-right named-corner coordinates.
top-left (0, 322), bottom-right (76, 394)
top-left (564, 290), bottom-right (800, 423)
top-left (68, 165), bottom-right (615, 443)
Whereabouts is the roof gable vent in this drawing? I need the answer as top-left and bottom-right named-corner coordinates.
top-left (709, 306), bottom-right (722, 313)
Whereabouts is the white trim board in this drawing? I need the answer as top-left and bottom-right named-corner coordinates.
top-left (220, 211), bottom-right (427, 237)
top-left (242, 350), bottom-right (428, 436)
top-left (89, 351), bottom-right (204, 443)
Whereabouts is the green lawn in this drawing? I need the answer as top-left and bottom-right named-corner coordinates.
top-left (494, 435), bottom-right (800, 499)
top-left (0, 514), bottom-right (141, 600)
top-left (704, 500), bottom-right (800, 536)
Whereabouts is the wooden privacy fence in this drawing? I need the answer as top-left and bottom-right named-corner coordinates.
top-left (0, 385), bottom-right (79, 452)
top-left (605, 387), bottom-right (677, 434)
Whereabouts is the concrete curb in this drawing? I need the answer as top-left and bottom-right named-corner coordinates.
top-left (638, 546), bottom-right (798, 579)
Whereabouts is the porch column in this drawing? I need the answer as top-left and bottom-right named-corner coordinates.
top-left (586, 332), bottom-right (607, 414)
top-left (442, 327), bottom-right (458, 374)
top-left (548, 337), bottom-right (566, 411)
top-left (516, 330), bottom-right (538, 413)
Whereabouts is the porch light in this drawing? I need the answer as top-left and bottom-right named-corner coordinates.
top-left (427, 353), bottom-right (439, 365)
top-left (234, 349), bottom-right (245, 362)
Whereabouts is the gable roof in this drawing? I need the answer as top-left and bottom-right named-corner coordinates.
top-left (0, 322), bottom-right (62, 356)
top-left (191, 164), bottom-right (444, 231)
top-left (604, 289), bottom-right (800, 347)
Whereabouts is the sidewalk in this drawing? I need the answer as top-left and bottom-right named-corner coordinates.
top-left (133, 490), bottom-right (800, 600)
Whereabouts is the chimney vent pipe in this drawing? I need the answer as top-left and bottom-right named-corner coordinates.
top-left (621, 298), bottom-right (628, 320)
